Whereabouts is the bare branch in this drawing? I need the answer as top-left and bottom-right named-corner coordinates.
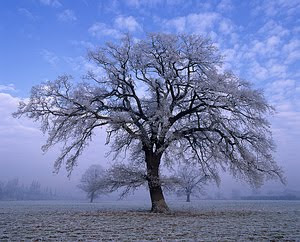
top-left (14, 33), bottom-right (284, 191)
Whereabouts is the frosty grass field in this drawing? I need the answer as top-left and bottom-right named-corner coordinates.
top-left (0, 199), bottom-right (299, 241)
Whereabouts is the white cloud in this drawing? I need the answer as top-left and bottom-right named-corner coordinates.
top-left (185, 12), bottom-right (219, 34)
top-left (88, 22), bottom-right (122, 39)
top-left (18, 8), bottom-right (36, 20)
top-left (125, 0), bottom-right (187, 8)
top-left (70, 40), bottom-right (95, 50)
top-left (57, 9), bottom-right (77, 22)
top-left (273, 107), bottom-right (300, 135)
top-left (267, 35), bottom-right (280, 47)
top-left (267, 79), bottom-right (299, 126)
top-left (165, 12), bottom-right (220, 35)
top-left (165, 0), bottom-right (186, 6)
top-left (250, 35), bottom-right (281, 58)
top-left (114, 16), bottom-right (142, 32)
top-left (253, 0), bottom-right (300, 18)
top-left (0, 93), bottom-right (19, 109)
top-left (268, 63), bottom-right (287, 79)
top-left (40, 49), bottom-right (59, 66)
top-left (0, 84), bottom-right (15, 92)
top-left (218, 19), bottom-right (234, 35)
top-left (217, 0), bottom-right (234, 12)
top-left (63, 55), bottom-right (105, 78)
top-left (163, 12), bottom-right (237, 42)
top-left (0, 93), bottom-right (39, 136)
top-left (88, 16), bottom-right (141, 40)
top-left (286, 51), bottom-right (300, 64)
top-left (270, 79), bottom-right (295, 93)
top-left (283, 39), bottom-right (300, 64)
top-left (258, 20), bottom-right (289, 38)
top-left (125, 0), bottom-right (163, 8)
top-left (126, 0), bottom-right (141, 8)
top-left (39, 0), bottom-right (62, 8)
top-left (249, 61), bottom-right (269, 80)
top-left (266, 78), bottom-right (300, 141)
top-left (165, 16), bottom-right (186, 32)
top-left (98, 0), bottom-right (121, 15)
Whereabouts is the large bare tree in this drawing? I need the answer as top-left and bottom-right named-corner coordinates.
top-left (14, 33), bottom-right (284, 213)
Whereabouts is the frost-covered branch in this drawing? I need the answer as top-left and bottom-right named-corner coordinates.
top-left (105, 162), bottom-right (176, 198)
top-left (105, 162), bottom-right (147, 198)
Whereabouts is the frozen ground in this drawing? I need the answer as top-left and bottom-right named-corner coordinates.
top-left (0, 199), bottom-right (299, 241)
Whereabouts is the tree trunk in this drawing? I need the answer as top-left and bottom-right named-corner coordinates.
top-left (186, 193), bottom-right (191, 202)
top-left (148, 181), bottom-right (169, 213)
top-left (145, 151), bottom-right (170, 213)
top-left (90, 192), bottom-right (94, 203)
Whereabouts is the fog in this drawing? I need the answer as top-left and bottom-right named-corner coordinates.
top-left (0, 92), bottom-right (108, 198)
top-left (0, 91), bottom-right (297, 201)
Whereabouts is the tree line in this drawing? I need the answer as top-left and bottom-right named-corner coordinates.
top-left (0, 178), bottom-right (56, 201)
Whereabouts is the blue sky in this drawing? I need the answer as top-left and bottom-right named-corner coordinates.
top-left (0, 0), bottom-right (299, 195)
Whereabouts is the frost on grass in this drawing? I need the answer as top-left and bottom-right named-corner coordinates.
top-left (0, 200), bottom-right (299, 240)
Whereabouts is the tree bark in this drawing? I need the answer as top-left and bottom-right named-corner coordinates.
top-left (90, 192), bottom-right (94, 203)
top-left (186, 193), bottom-right (191, 202)
top-left (145, 151), bottom-right (170, 213)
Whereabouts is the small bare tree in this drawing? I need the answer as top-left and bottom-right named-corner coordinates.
top-left (78, 165), bottom-right (106, 203)
top-left (172, 165), bottom-right (210, 202)
top-left (14, 33), bottom-right (284, 213)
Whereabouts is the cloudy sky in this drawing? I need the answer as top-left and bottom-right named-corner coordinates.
top-left (0, 0), bottom-right (299, 196)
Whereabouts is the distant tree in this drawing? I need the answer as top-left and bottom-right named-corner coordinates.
top-left (29, 180), bottom-right (41, 194)
top-left (49, 188), bottom-right (54, 197)
top-left (5, 178), bottom-right (20, 200)
top-left (28, 180), bottom-right (41, 199)
top-left (14, 33), bottom-right (284, 212)
top-left (78, 165), bottom-right (107, 202)
top-left (0, 181), bottom-right (4, 199)
top-left (172, 165), bottom-right (210, 202)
